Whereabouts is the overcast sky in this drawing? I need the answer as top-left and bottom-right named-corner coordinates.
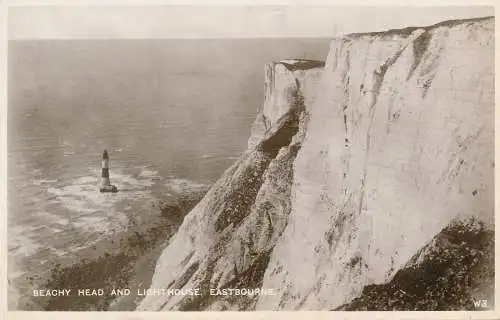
top-left (7, 5), bottom-right (495, 40)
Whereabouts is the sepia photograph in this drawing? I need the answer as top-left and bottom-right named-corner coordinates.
top-left (5, 5), bottom-right (496, 314)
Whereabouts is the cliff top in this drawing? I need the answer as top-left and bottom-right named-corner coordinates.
top-left (275, 59), bottom-right (326, 71)
top-left (344, 15), bottom-right (494, 40)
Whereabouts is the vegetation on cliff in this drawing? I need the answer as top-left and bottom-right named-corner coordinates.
top-left (335, 218), bottom-right (494, 311)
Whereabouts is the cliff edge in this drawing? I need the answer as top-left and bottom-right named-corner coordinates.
top-left (138, 16), bottom-right (494, 311)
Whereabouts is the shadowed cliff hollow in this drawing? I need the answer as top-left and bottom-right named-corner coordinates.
top-left (137, 16), bottom-right (494, 311)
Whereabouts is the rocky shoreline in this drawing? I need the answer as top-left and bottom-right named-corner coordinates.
top-left (16, 183), bottom-right (209, 311)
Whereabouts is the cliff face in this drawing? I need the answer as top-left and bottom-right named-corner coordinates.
top-left (138, 17), bottom-right (494, 311)
top-left (137, 59), bottom-right (323, 311)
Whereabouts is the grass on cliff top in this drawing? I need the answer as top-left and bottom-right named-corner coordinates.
top-left (335, 218), bottom-right (494, 311)
top-left (345, 16), bottom-right (493, 39)
top-left (278, 59), bottom-right (325, 71)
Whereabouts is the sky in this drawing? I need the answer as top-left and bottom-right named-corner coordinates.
top-left (7, 5), bottom-right (495, 40)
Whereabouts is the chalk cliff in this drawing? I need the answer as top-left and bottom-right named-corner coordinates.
top-left (137, 16), bottom-right (494, 311)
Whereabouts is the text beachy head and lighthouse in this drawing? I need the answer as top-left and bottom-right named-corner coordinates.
top-left (99, 149), bottom-right (118, 193)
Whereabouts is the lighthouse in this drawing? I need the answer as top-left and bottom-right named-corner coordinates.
top-left (99, 149), bottom-right (118, 193)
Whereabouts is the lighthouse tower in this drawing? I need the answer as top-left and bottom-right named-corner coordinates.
top-left (99, 149), bottom-right (118, 193)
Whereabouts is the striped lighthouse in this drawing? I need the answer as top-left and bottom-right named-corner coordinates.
top-left (99, 149), bottom-right (118, 193)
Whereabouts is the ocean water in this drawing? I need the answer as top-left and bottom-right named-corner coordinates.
top-left (7, 39), bottom-right (330, 297)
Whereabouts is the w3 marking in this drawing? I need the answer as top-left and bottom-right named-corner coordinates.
top-left (473, 299), bottom-right (488, 308)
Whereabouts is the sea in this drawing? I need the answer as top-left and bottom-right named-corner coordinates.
top-left (7, 38), bottom-right (330, 307)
